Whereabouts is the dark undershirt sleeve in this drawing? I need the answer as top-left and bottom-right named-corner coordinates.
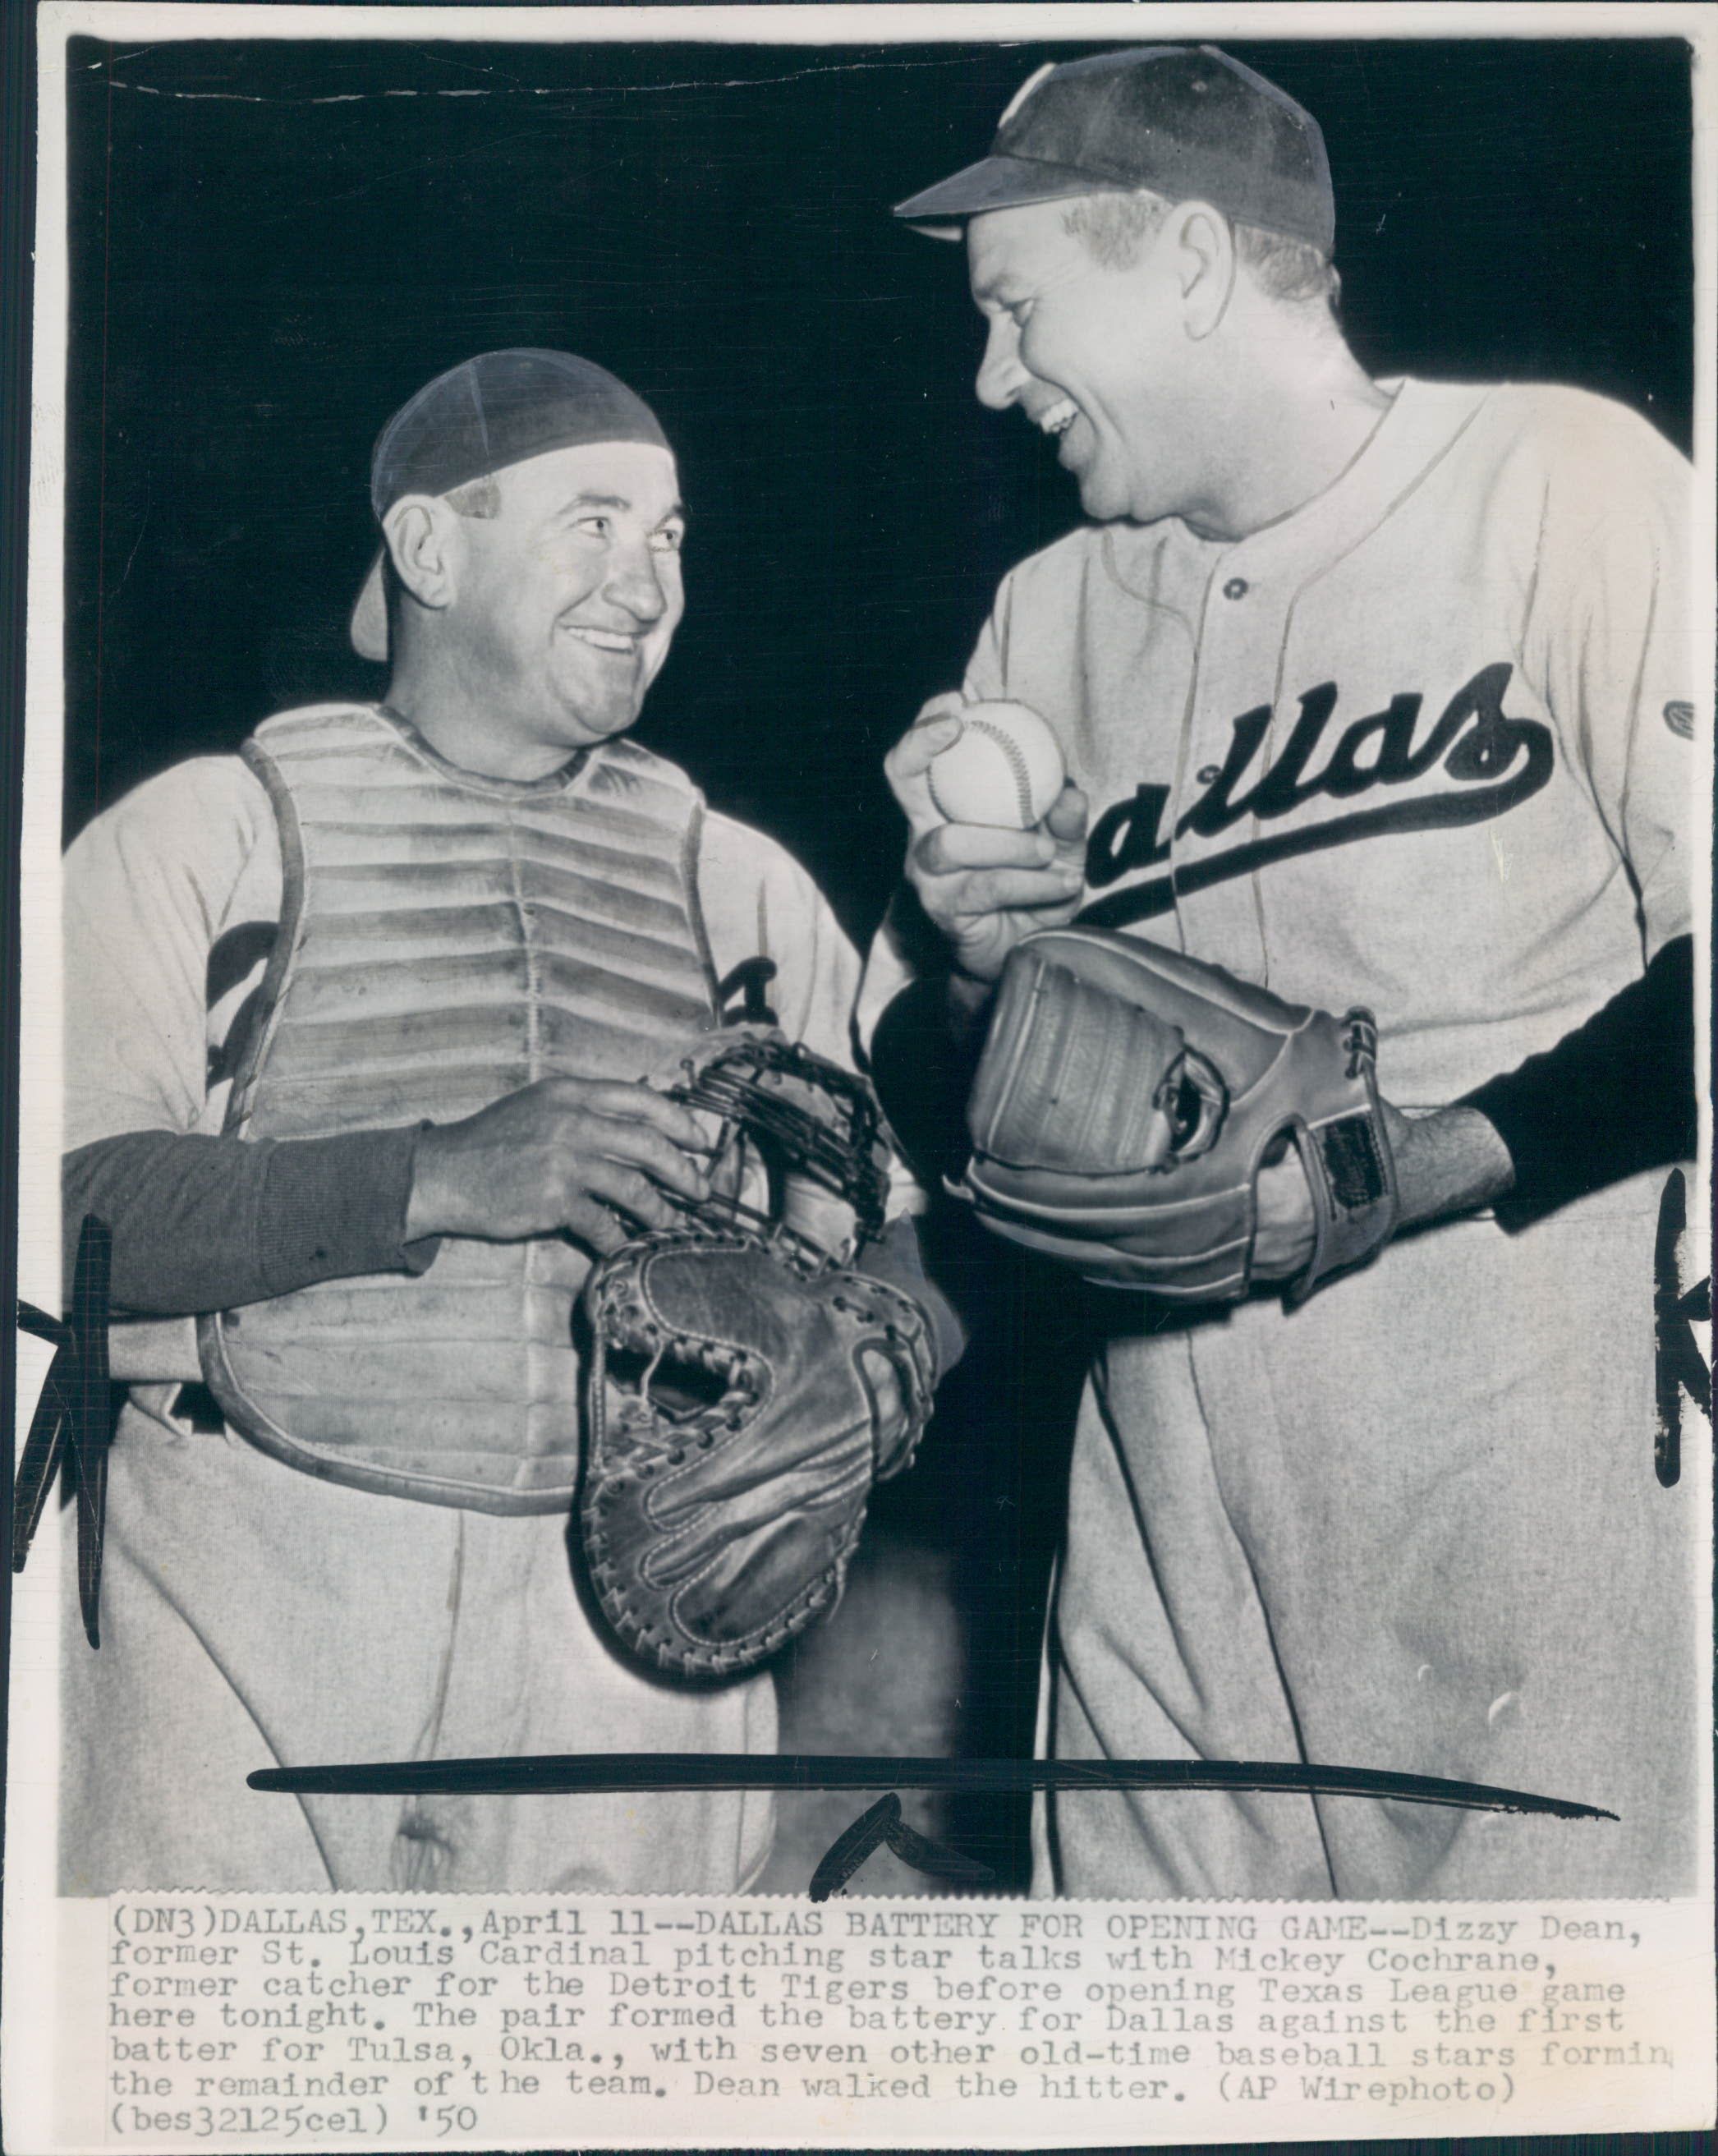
top-left (62, 1125), bottom-right (439, 1315)
top-left (1462, 932), bottom-right (1697, 1230)
top-left (866, 975), bottom-right (987, 1193)
top-left (66, 1121), bottom-right (967, 1380)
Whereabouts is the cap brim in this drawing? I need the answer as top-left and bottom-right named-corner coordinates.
top-left (350, 550), bottom-right (388, 663)
top-left (893, 154), bottom-right (1128, 228)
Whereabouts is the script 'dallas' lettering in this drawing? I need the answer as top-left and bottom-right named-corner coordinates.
top-left (1080, 661), bottom-right (1554, 928)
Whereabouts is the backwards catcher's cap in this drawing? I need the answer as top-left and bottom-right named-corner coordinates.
top-left (893, 45), bottom-right (1334, 255)
top-left (351, 348), bottom-right (669, 663)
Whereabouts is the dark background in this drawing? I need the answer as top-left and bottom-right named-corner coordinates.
top-left (60, 31), bottom-right (1694, 1891)
top-left (64, 34), bottom-right (1693, 885)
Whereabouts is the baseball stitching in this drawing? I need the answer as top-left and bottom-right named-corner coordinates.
top-left (931, 715), bottom-right (1035, 825)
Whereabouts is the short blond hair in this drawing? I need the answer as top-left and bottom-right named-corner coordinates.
top-left (444, 472), bottom-right (502, 518)
top-left (1060, 190), bottom-right (1341, 310)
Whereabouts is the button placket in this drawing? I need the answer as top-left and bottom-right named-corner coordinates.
top-left (1169, 560), bottom-right (1284, 978)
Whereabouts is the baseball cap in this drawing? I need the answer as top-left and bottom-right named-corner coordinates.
top-left (350, 348), bottom-right (670, 663)
top-left (893, 45), bottom-right (1334, 255)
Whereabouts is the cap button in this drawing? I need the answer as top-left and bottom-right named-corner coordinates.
top-left (1223, 577), bottom-right (1249, 600)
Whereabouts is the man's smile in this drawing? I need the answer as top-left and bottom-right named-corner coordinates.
top-left (561, 623), bottom-right (643, 655)
top-left (1024, 391), bottom-right (1091, 471)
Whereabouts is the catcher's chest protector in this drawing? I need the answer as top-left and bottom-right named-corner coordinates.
top-left (197, 705), bottom-right (719, 1510)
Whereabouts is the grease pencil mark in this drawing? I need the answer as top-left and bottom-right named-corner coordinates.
top-left (12, 1215), bottom-right (114, 1647)
top-left (250, 1750), bottom-right (1615, 1896)
top-left (247, 1751), bottom-right (1616, 1817)
top-left (1653, 1166), bottom-right (1711, 1487)
top-left (806, 1794), bottom-right (998, 1901)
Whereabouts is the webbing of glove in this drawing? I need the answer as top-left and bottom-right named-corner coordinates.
top-left (665, 1035), bottom-right (892, 1248)
top-left (580, 1227), bottom-right (935, 1682)
top-left (957, 927), bottom-right (1399, 1304)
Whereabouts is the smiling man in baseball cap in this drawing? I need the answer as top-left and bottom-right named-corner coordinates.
top-left (862, 45), bottom-right (1700, 1904)
top-left (351, 347), bottom-right (683, 763)
top-left (897, 44), bottom-right (1357, 535)
top-left (895, 44), bottom-right (1334, 246)
top-left (57, 349), bottom-right (954, 1895)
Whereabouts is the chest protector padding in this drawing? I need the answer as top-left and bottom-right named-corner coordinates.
top-left (197, 705), bottom-right (720, 1510)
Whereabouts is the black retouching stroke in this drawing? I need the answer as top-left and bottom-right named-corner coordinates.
top-left (250, 1750), bottom-right (1614, 1821)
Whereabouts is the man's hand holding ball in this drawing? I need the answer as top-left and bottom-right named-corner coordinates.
top-left (924, 700), bottom-right (1068, 830)
top-left (885, 693), bottom-right (1090, 996)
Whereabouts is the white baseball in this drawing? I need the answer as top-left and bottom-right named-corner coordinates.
top-left (926, 701), bottom-right (1066, 829)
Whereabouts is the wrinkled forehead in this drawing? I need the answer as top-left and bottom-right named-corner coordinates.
top-left (489, 439), bottom-right (683, 522)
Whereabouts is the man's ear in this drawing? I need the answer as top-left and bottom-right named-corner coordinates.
top-left (383, 494), bottom-right (463, 614)
top-left (1169, 202), bottom-right (1236, 341)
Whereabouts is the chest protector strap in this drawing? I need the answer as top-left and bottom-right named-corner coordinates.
top-left (197, 704), bottom-right (720, 1510)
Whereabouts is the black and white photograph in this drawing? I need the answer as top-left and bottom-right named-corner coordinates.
top-left (5, 4), bottom-right (1714, 2147)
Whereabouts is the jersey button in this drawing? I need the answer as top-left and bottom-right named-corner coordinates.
top-left (1223, 576), bottom-right (1249, 600)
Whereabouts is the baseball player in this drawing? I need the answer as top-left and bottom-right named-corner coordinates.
top-left (862, 48), bottom-right (1701, 1900)
top-left (60, 349), bottom-right (956, 1896)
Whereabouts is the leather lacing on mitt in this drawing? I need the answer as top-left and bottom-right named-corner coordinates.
top-left (579, 1037), bottom-right (935, 1683)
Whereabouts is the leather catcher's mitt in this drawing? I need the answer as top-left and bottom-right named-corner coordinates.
top-left (580, 1037), bottom-right (935, 1682)
top-left (956, 928), bottom-right (1399, 1304)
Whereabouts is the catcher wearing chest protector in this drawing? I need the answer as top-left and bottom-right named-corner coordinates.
top-left (55, 351), bottom-right (955, 1898)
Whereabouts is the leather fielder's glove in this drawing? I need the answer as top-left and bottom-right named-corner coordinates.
top-left (955, 927), bottom-right (1399, 1304)
top-left (580, 1037), bottom-right (935, 1682)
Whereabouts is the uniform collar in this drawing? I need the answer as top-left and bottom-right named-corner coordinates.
top-left (1101, 377), bottom-right (1493, 597)
top-left (375, 702), bottom-right (595, 798)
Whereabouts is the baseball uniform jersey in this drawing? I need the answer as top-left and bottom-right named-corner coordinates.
top-left (863, 376), bottom-right (1702, 1898)
top-left (61, 713), bottom-right (906, 1895)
